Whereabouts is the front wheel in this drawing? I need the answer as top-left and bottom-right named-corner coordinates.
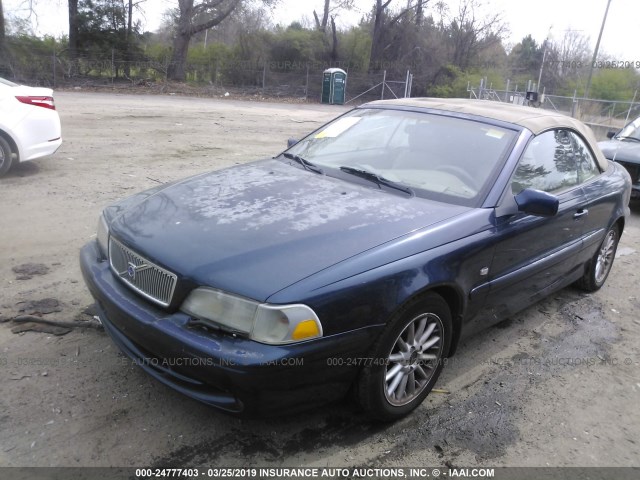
top-left (576, 225), bottom-right (620, 292)
top-left (356, 293), bottom-right (452, 421)
top-left (0, 137), bottom-right (14, 177)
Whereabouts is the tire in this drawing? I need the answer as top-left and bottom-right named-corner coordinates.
top-left (356, 292), bottom-right (452, 421)
top-left (576, 225), bottom-right (620, 292)
top-left (0, 136), bottom-right (14, 177)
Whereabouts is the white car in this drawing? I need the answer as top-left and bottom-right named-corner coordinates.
top-left (0, 77), bottom-right (62, 176)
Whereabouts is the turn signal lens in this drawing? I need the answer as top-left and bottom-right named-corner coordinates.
top-left (291, 319), bottom-right (321, 340)
top-left (252, 304), bottom-right (323, 344)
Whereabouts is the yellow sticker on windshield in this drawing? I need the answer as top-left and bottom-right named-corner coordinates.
top-left (485, 129), bottom-right (505, 139)
top-left (315, 117), bottom-right (361, 138)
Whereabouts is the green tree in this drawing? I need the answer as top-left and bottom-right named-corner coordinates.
top-left (429, 66), bottom-right (505, 98)
top-left (508, 34), bottom-right (542, 79)
top-left (589, 68), bottom-right (640, 101)
top-left (339, 24), bottom-right (372, 70)
top-left (76, 0), bottom-right (143, 78)
top-left (268, 24), bottom-right (324, 68)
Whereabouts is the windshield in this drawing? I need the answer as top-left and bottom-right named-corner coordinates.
top-left (617, 117), bottom-right (640, 141)
top-left (284, 108), bottom-right (517, 206)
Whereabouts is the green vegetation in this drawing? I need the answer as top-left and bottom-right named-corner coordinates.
top-left (0, 0), bottom-right (638, 102)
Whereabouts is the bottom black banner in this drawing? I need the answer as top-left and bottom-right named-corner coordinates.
top-left (0, 467), bottom-right (638, 480)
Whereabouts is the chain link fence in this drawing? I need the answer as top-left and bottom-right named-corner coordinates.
top-left (1, 46), bottom-right (415, 104)
top-left (6, 46), bottom-right (635, 137)
top-left (468, 81), bottom-right (640, 140)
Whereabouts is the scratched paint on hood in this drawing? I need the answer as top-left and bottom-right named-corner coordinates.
top-left (179, 160), bottom-right (423, 233)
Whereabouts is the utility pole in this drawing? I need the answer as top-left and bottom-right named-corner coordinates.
top-left (536, 27), bottom-right (552, 93)
top-left (584, 0), bottom-right (612, 99)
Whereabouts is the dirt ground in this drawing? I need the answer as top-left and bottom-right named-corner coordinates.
top-left (0, 91), bottom-right (639, 469)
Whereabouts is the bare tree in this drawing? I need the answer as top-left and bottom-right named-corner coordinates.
top-left (368, 0), bottom-right (431, 71)
top-left (168, 0), bottom-right (278, 81)
top-left (444, 0), bottom-right (507, 70)
top-left (169, 0), bottom-right (243, 81)
top-left (415, 0), bottom-right (424, 26)
top-left (312, 0), bottom-right (353, 62)
top-left (68, 0), bottom-right (78, 62)
top-left (198, 5), bottom-right (269, 46)
top-left (2, 0), bottom-right (39, 60)
top-left (330, 15), bottom-right (338, 60)
top-left (313, 0), bottom-right (353, 32)
top-left (2, 0), bottom-right (39, 44)
top-left (0, 0), bottom-right (6, 55)
top-left (124, 0), bottom-right (147, 77)
top-left (540, 29), bottom-right (591, 91)
top-left (557, 29), bottom-right (591, 77)
top-left (313, 0), bottom-right (331, 32)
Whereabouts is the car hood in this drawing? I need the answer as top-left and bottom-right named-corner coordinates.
top-left (108, 159), bottom-right (469, 301)
top-left (598, 139), bottom-right (640, 164)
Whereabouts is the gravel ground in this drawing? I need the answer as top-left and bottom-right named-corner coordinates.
top-left (0, 91), bottom-right (639, 469)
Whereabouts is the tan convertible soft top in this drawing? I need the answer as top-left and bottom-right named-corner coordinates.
top-left (365, 97), bottom-right (609, 171)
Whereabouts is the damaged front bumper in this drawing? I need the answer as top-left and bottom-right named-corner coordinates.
top-left (79, 240), bottom-right (379, 416)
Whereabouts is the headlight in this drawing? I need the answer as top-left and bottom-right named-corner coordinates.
top-left (97, 213), bottom-right (109, 259)
top-left (252, 304), bottom-right (322, 344)
top-left (181, 288), bottom-right (323, 344)
top-left (181, 288), bottom-right (258, 334)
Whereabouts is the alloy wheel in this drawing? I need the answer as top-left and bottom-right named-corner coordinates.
top-left (595, 229), bottom-right (617, 285)
top-left (384, 312), bottom-right (444, 406)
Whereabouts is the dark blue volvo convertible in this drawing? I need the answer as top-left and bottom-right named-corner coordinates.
top-left (80, 98), bottom-right (631, 420)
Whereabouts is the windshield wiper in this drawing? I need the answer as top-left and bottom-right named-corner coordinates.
top-left (282, 152), bottom-right (324, 174)
top-left (616, 136), bottom-right (640, 143)
top-left (339, 166), bottom-right (414, 197)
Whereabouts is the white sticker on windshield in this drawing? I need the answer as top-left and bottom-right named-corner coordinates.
top-left (484, 129), bottom-right (506, 139)
top-left (315, 117), bottom-right (362, 138)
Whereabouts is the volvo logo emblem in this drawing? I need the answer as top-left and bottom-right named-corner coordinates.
top-left (127, 262), bottom-right (137, 279)
top-left (124, 261), bottom-right (150, 281)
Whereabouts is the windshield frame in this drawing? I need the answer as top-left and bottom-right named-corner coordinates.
top-left (616, 117), bottom-right (640, 141)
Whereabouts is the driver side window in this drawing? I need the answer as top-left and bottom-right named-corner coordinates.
top-left (512, 129), bottom-right (578, 194)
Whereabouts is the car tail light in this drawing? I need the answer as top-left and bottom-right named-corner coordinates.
top-left (15, 96), bottom-right (56, 110)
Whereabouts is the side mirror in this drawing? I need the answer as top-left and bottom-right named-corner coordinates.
top-left (514, 188), bottom-right (559, 217)
top-left (287, 138), bottom-right (298, 148)
top-left (606, 131), bottom-right (616, 139)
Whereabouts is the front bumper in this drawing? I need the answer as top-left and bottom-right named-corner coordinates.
top-left (616, 161), bottom-right (640, 198)
top-left (80, 240), bottom-right (380, 416)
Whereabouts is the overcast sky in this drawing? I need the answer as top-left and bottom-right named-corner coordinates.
top-left (4, 0), bottom-right (639, 59)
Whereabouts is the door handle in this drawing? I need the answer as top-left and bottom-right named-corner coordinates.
top-left (573, 209), bottom-right (589, 219)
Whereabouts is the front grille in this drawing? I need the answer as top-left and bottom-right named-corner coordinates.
top-left (618, 161), bottom-right (640, 184)
top-left (109, 237), bottom-right (177, 307)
